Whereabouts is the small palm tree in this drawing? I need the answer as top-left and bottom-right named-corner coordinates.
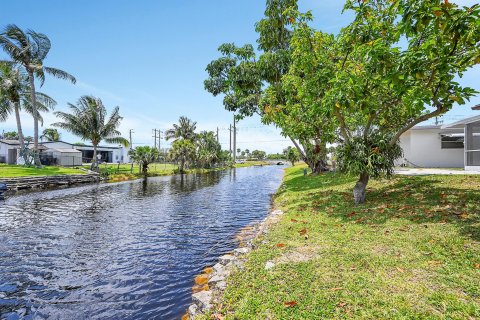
top-left (52, 95), bottom-right (129, 170)
top-left (169, 139), bottom-right (196, 173)
top-left (41, 128), bottom-right (61, 142)
top-left (128, 146), bottom-right (159, 176)
top-left (196, 130), bottom-right (221, 168)
top-left (0, 25), bottom-right (76, 165)
top-left (165, 116), bottom-right (197, 142)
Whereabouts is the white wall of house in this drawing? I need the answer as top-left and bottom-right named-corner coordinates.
top-left (397, 127), bottom-right (464, 168)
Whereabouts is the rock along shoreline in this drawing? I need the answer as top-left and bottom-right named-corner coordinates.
top-left (185, 208), bottom-right (285, 319)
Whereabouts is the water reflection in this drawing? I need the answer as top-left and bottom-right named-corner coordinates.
top-left (0, 166), bottom-right (284, 320)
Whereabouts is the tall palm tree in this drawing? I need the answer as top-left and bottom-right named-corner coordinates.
top-left (0, 24), bottom-right (76, 165)
top-left (165, 116), bottom-right (197, 142)
top-left (52, 95), bottom-right (129, 170)
top-left (0, 62), bottom-right (56, 156)
top-left (41, 128), bottom-right (61, 142)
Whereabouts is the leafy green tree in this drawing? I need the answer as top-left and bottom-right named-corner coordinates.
top-left (168, 139), bottom-right (196, 173)
top-left (251, 149), bottom-right (267, 160)
top-left (128, 146), bottom-right (160, 176)
top-left (0, 25), bottom-right (76, 165)
top-left (41, 128), bottom-right (61, 142)
top-left (165, 116), bottom-right (197, 142)
top-left (204, 0), bottom-right (330, 173)
top-left (285, 0), bottom-right (480, 204)
top-left (283, 146), bottom-right (300, 166)
top-left (2, 131), bottom-right (18, 139)
top-left (0, 62), bottom-right (56, 158)
top-left (53, 96), bottom-right (129, 170)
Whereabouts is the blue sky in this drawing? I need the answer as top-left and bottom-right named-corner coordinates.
top-left (1, 0), bottom-right (479, 152)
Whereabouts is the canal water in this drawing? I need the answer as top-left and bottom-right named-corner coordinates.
top-left (0, 166), bottom-right (285, 320)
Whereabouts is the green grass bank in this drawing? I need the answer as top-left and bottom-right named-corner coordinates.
top-left (206, 165), bottom-right (480, 319)
top-left (0, 164), bottom-right (86, 178)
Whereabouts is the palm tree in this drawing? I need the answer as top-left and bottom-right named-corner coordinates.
top-left (0, 62), bottom-right (56, 156)
top-left (41, 128), bottom-right (61, 142)
top-left (169, 139), bottom-right (196, 173)
top-left (52, 95), bottom-right (129, 170)
top-left (165, 116), bottom-right (197, 142)
top-left (128, 146), bottom-right (159, 176)
top-left (196, 130), bottom-right (221, 168)
top-left (0, 25), bottom-right (76, 165)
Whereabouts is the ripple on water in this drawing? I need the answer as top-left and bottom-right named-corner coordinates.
top-left (0, 166), bottom-right (285, 320)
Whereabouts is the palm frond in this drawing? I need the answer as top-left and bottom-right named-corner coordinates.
top-left (44, 67), bottom-right (76, 84)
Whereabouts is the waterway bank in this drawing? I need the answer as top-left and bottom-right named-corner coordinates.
top-left (197, 164), bottom-right (480, 319)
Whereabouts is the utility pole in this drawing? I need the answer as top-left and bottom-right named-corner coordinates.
top-left (152, 129), bottom-right (157, 149)
top-left (216, 127), bottom-right (219, 144)
top-left (129, 129), bottom-right (134, 149)
top-left (158, 130), bottom-right (162, 151)
top-left (229, 124), bottom-right (232, 155)
top-left (233, 114), bottom-right (237, 162)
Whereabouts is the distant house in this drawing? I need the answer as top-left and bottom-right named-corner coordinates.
top-left (0, 140), bottom-right (48, 164)
top-left (398, 111), bottom-right (480, 171)
top-left (0, 139), bottom-right (130, 165)
top-left (41, 141), bottom-right (129, 163)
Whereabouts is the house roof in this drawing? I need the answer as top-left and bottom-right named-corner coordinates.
top-left (0, 140), bottom-right (47, 149)
top-left (442, 115), bottom-right (480, 129)
top-left (0, 139), bottom-right (20, 145)
top-left (410, 125), bottom-right (442, 130)
top-left (47, 148), bottom-right (82, 153)
top-left (41, 140), bottom-right (122, 150)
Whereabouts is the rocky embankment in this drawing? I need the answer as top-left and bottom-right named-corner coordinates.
top-left (186, 209), bottom-right (284, 319)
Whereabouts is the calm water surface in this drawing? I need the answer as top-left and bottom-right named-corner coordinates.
top-left (0, 166), bottom-right (284, 320)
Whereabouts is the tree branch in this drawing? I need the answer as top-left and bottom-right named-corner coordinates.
top-left (389, 100), bottom-right (446, 145)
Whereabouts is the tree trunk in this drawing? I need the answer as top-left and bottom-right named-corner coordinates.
top-left (14, 102), bottom-right (25, 157)
top-left (91, 144), bottom-right (98, 171)
top-left (180, 158), bottom-right (185, 173)
top-left (142, 161), bottom-right (148, 176)
top-left (353, 173), bottom-right (369, 205)
top-left (308, 159), bottom-right (329, 174)
top-left (28, 71), bottom-right (41, 166)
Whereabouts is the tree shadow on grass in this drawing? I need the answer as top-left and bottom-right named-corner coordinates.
top-left (287, 172), bottom-right (480, 241)
top-left (277, 172), bottom-right (356, 194)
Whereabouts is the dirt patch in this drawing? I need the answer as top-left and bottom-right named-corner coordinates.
top-left (275, 246), bottom-right (321, 264)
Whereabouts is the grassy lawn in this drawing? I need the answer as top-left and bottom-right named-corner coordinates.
top-left (209, 165), bottom-right (480, 319)
top-left (234, 160), bottom-right (271, 168)
top-left (87, 163), bottom-right (179, 174)
top-left (0, 164), bottom-right (86, 178)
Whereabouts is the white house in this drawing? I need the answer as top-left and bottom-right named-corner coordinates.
top-left (0, 140), bottom-right (48, 164)
top-left (398, 110), bottom-right (480, 171)
top-left (397, 125), bottom-right (465, 168)
top-left (0, 139), bottom-right (130, 165)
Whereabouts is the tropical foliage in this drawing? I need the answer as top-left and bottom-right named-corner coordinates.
top-left (283, 146), bottom-right (300, 166)
top-left (168, 139), bottom-right (196, 173)
top-left (165, 116), bottom-right (230, 171)
top-left (0, 24), bottom-right (76, 165)
top-left (0, 61), bottom-right (56, 164)
top-left (128, 146), bottom-right (160, 176)
top-left (41, 128), bottom-right (61, 142)
top-left (206, 0), bottom-right (480, 204)
top-left (52, 95), bottom-right (129, 170)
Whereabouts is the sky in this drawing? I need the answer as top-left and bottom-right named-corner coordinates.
top-left (1, 0), bottom-right (479, 153)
